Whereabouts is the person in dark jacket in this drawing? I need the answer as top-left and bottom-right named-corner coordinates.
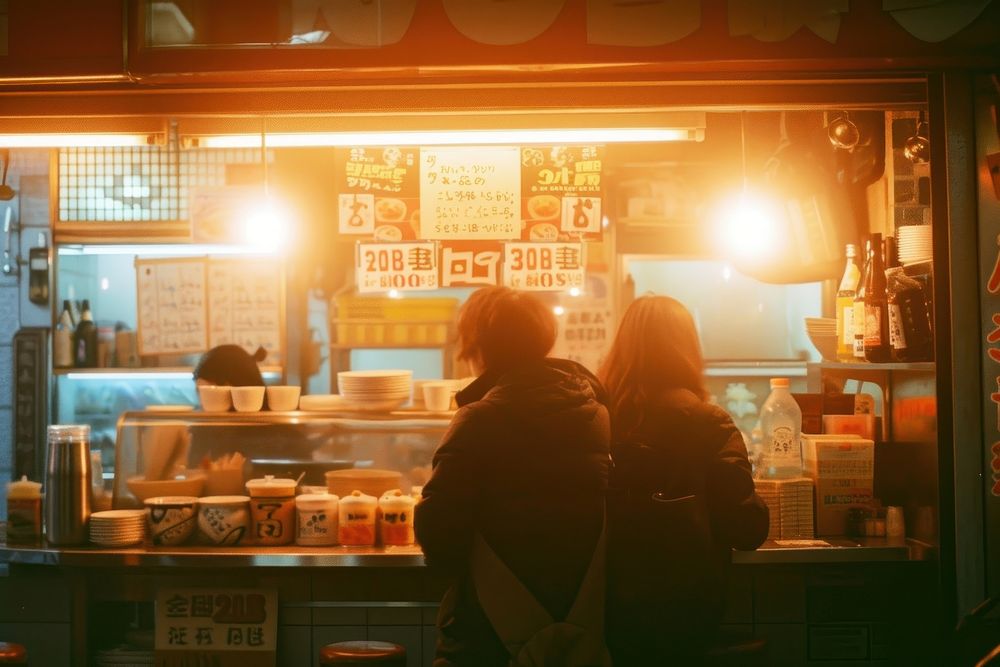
top-left (415, 287), bottom-right (612, 667)
top-left (598, 295), bottom-right (769, 665)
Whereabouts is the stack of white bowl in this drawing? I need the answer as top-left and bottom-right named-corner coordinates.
top-left (338, 370), bottom-right (413, 411)
top-left (89, 509), bottom-right (147, 547)
top-left (897, 225), bottom-right (932, 265)
top-left (804, 317), bottom-right (838, 360)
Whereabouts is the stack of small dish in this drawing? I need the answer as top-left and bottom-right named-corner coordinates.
top-left (804, 317), bottom-right (838, 360)
top-left (754, 478), bottom-right (815, 540)
top-left (338, 370), bottom-right (412, 411)
top-left (897, 225), bottom-right (932, 265)
top-left (89, 509), bottom-right (147, 547)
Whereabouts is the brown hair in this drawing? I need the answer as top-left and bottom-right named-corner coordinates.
top-left (457, 287), bottom-right (557, 374)
top-left (598, 296), bottom-right (707, 439)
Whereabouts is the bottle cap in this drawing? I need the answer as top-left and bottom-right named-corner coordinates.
top-left (769, 378), bottom-right (790, 389)
top-left (47, 424), bottom-right (90, 444)
top-left (244, 474), bottom-right (297, 497)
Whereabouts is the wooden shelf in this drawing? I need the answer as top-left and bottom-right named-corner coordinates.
top-left (817, 361), bottom-right (935, 373)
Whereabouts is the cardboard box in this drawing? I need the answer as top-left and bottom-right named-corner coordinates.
top-left (802, 435), bottom-right (874, 536)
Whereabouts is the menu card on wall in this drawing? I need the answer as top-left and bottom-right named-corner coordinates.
top-left (136, 258), bottom-right (208, 356)
top-left (337, 146), bottom-right (420, 238)
top-left (208, 259), bottom-right (283, 364)
top-left (502, 242), bottom-right (586, 291)
top-left (356, 242), bottom-right (439, 293)
top-left (419, 146), bottom-right (521, 240)
top-left (520, 146), bottom-right (604, 239)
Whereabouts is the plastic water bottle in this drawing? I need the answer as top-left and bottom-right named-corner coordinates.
top-left (759, 378), bottom-right (802, 478)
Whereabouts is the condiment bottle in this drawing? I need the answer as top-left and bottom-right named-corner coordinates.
top-left (885, 267), bottom-right (934, 362)
top-left (6, 476), bottom-right (43, 542)
top-left (54, 300), bottom-right (75, 368)
top-left (378, 489), bottom-right (416, 546)
top-left (852, 238), bottom-right (870, 359)
top-left (45, 424), bottom-right (92, 546)
top-left (295, 492), bottom-right (339, 546)
top-left (864, 233), bottom-right (891, 363)
top-left (836, 244), bottom-right (861, 361)
top-left (338, 490), bottom-right (377, 547)
top-left (73, 299), bottom-right (98, 368)
top-left (245, 475), bottom-right (297, 546)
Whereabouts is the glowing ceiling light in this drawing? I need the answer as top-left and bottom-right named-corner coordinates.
top-left (243, 198), bottom-right (292, 252)
top-left (193, 127), bottom-right (697, 149)
top-left (715, 191), bottom-right (780, 261)
top-left (553, 305), bottom-right (566, 316)
top-left (568, 287), bottom-right (582, 297)
top-left (0, 134), bottom-right (159, 147)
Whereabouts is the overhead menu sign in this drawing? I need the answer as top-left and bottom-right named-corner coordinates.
top-left (356, 242), bottom-right (438, 293)
top-left (337, 146), bottom-right (420, 237)
top-left (503, 242), bottom-right (586, 291)
top-left (136, 258), bottom-right (208, 356)
top-left (420, 146), bottom-right (521, 240)
top-left (520, 146), bottom-right (604, 239)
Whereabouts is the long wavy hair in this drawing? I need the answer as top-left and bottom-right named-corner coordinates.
top-left (599, 295), bottom-right (707, 439)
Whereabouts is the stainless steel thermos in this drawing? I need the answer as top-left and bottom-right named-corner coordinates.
top-left (44, 424), bottom-right (93, 545)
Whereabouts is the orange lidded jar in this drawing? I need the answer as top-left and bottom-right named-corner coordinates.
top-left (6, 476), bottom-right (42, 543)
top-left (245, 475), bottom-right (297, 546)
top-left (338, 491), bottom-right (377, 547)
top-left (378, 489), bottom-right (416, 546)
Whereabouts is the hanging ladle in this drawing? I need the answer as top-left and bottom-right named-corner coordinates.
top-left (904, 112), bottom-right (930, 164)
top-left (828, 112), bottom-right (860, 151)
top-left (0, 150), bottom-right (14, 201)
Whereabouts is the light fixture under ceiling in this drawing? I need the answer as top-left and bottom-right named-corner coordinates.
top-left (178, 111), bottom-right (707, 148)
top-left (0, 117), bottom-right (167, 148)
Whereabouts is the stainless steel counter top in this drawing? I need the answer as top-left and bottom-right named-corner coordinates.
top-left (0, 537), bottom-right (930, 568)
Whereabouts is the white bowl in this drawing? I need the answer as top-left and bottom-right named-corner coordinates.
top-left (807, 332), bottom-right (839, 361)
top-left (231, 386), bottom-right (265, 412)
top-left (198, 385), bottom-right (232, 412)
top-left (266, 385), bottom-right (301, 411)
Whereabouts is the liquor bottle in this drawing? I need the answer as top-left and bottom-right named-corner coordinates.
top-left (54, 300), bottom-right (75, 368)
top-left (886, 267), bottom-right (934, 362)
top-left (73, 299), bottom-right (98, 368)
top-left (864, 234), bottom-right (891, 363)
top-left (759, 378), bottom-right (803, 479)
top-left (836, 244), bottom-right (861, 361)
top-left (852, 239), bottom-right (870, 359)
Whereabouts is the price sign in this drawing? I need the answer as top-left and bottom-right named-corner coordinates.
top-left (155, 588), bottom-right (277, 667)
top-left (356, 242), bottom-right (438, 293)
top-left (503, 242), bottom-right (586, 291)
top-left (439, 241), bottom-right (503, 288)
top-left (420, 146), bottom-right (521, 240)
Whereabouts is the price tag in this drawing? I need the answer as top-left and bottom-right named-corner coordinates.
top-left (356, 242), bottom-right (438, 293)
top-left (155, 588), bottom-right (277, 667)
top-left (420, 146), bottom-right (521, 240)
top-left (439, 241), bottom-right (503, 288)
top-left (502, 242), bottom-right (586, 291)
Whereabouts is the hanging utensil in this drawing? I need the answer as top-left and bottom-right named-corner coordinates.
top-left (827, 112), bottom-right (861, 152)
top-left (0, 150), bottom-right (15, 201)
top-left (904, 111), bottom-right (930, 164)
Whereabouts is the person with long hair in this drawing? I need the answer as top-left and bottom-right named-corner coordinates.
top-left (416, 287), bottom-right (612, 666)
top-left (599, 295), bottom-right (768, 665)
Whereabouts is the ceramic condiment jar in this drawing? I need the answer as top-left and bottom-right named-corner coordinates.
top-left (197, 495), bottom-right (251, 546)
top-left (6, 476), bottom-right (42, 542)
top-left (338, 490), bottom-right (377, 547)
top-left (245, 475), bottom-right (297, 546)
top-left (378, 489), bottom-right (416, 546)
top-left (295, 492), bottom-right (339, 546)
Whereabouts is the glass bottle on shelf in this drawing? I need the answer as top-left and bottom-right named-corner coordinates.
top-left (852, 238), bottom-right (870, 359)
top-left (886, 266), bottom-right (934, 362)
top-left (836, 244), bottom-right (861, 361)
top-left (54, 300), bottom-right (75, 368)
top-left (73, 299), bottom-right (98, 368)
top-left (864, 234), bottom-right (891, 363)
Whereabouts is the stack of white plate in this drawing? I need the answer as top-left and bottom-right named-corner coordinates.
top-left (804, 317), bottom-right (838, 360)
top-left (89, 509), bottom-right (147, 547)
top-left (897, 225), bottom-right (932, 265)
top-left (338, 370), bottom-right (413, 412)
top-left (755, 478), bottom-right (815, 540)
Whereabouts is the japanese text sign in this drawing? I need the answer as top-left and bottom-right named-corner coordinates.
top-left (420, 146), bottom-right (521, 240)
top-left (155, 588), bottom-right (277, 667)
top-left (356, 242), bottom-right (438, 293)
top-left (337, 146), bottom-right (419, 235)
top-left (521, 146), bottom-right (604, 239)
top-left (439, 241), bottom-right (503, 288)
top-left (503, 242), bottom-right (586, 291)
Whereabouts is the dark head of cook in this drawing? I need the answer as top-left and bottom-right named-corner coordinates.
top-left (193, 344), bottom-right (266, 387)
top-left (456, 286), bottom-right (557, 375)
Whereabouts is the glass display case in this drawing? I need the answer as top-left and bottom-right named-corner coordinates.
top-left (111, 410), bottom-right (450, 508)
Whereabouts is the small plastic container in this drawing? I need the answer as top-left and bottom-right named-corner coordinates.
top-left (245, 475), bottom-right (297, 546)
top-left (378, 489), bottom-right (416, 546)
top-left (6, 476), bottom-right (42, 543)
top-left (338, 491), bottom-right (377, 547)
top-left (296, 492), bottom-right (339, 546)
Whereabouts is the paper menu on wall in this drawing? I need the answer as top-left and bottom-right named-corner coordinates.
top-left (136, 258), bottom-right (208, 356)
top-left (419, 146), bottom-right (521, 240)
top-left (207, 259), bottom-right (283, 364)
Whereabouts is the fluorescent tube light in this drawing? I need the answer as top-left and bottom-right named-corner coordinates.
top-left (192, 127), bottom-right (699, 149)
top-left (0, 134), bottom-right (160, 148)
top-left (57, 244), bottom-right (278, 257)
